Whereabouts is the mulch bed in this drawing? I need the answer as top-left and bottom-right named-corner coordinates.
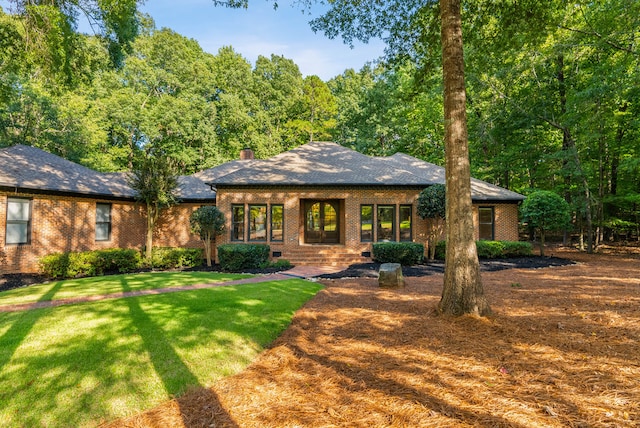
top-left (107, 248), bottom-right (640, 428)
top-left (317, 256), bottom-right (575, 279)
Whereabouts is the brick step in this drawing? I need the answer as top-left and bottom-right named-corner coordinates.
top-left (274, 245), bottom-right (372, 266)
top-left (281, 255), bottom-right (370, 266)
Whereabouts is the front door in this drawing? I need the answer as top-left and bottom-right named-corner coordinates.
top-left (304, 200), bottom-right (340, 244)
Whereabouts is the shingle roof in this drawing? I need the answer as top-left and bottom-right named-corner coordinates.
top-left (0, 145), bottom-right (135, 198)
top-left (210, 141), bottom-right (525, 201)
top-left (1, 142), bottom-right (524, 202)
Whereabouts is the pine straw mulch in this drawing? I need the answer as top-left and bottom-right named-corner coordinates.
top-left (107, 248), bottom-right (640, 428)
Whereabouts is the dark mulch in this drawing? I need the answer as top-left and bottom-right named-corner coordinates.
top-left (317, 256), bottom-right (576, 279)
top-left (0, 273), bottom-right (48, 293)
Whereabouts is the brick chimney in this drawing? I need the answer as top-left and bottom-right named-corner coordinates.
top-left (240, 147), bottom-right (254, 160)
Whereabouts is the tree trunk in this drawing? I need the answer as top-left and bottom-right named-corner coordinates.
top-left (439, 0), bottom-right (491, 317)
top-left (539, 229), bottom-right (545, 257)
top-left (204, 235), bottom-right (212, 267)
top-left (145, 204), bottom-right (155, 260)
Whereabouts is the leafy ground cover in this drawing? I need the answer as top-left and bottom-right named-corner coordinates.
top-left (0, 276), bottom-right (323, 427)
top-left (112, 248), bottom-right (640, 427)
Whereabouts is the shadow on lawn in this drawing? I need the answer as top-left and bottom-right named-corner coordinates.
top-left (119, 278), bottom-right (238, 427)
top-left (0, 281), bottom-right (62, 371)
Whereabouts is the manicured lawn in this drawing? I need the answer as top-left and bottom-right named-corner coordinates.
top-left (0, 271), bottom-right (252, 306)
top-left (0, 275), bottom-right (323, 427)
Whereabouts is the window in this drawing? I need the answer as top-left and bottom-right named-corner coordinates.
top-left (249, 205), bottom-right (267, 241)
top-left (377, 205), bottom-right (395, 241)
top-left (360, 205), bottom-right (373, 242)
top-left (479, 207), bottom-right (494, 240)
top-left (96, 203), bottom-right (112, 241)
top-left (231, 205), bottom-right (244, 241)
top-left (399, 205), bottom-right (412, 241)
top-left (6, 198), bottom-right (31, 244)
top-left (270, 205), bottom-right (283, 241)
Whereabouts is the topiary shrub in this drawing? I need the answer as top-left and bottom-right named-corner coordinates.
top-left (218, 244), bottom-right (270, 271)
top-left (372, 242), bottom-right (424, 265)
top-left (150, 247), bottom-right (203, 269)
top-left (434, 241), bottom-right (533, 260)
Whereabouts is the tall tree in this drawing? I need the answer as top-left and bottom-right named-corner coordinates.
top-left (439, 0), bottom-right (489, 315)
top-left (128, 151), bottom-right (180, 260)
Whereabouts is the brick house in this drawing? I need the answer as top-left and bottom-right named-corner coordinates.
top-left (209, 142), bottom-right (524, 266)
top-left (1, 142), bottom-right (524, 273)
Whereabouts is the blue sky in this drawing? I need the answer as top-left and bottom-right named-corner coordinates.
top-left (139, 0), bottom-right (385, 80)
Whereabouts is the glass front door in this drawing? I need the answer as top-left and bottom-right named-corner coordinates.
top-left (304, 200), bottom-right (340, 244)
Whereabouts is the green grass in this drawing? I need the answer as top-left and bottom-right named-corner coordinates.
top-left (0, 271), bottom-right (252, 306)
top-left (0, 276), bottom-right (322, 427)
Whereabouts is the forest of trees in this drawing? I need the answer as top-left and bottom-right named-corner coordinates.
top-left (1, 0), bottom-right (638, 246)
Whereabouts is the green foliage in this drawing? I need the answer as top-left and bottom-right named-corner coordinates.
top-left (218, 244), bottom-right (270, 271)
top-left (260, 259), bottom-right (292, 269)
top-left (149, 247), bottom-right (203, 269)
top-left (128, 151), bottom-right (180, 259)
top-left (190, 206), bottom-right (225, 240)
top-left (372, 242), bottom-right (424, 266)
top-left (39, 248), bottom-right (141, 279)
top-left (128, 152), bottom-right (180, 213)
top-left (434, 241), bottom-right (533, 260)
top-left (417, 184), bottom-right (446, 219)
top-left (521, 191), bottom-right (572, 232)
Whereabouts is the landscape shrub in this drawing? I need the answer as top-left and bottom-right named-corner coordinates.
top-left (94, 248), bottom-right (141, 274)
top-left (434, 241), bottom-right (533, 260)
top-left (260, 259), bottom-right (292, 269)
top-left (372, 242), bottom-right (424, 265)
top-left (218, 244), bottom-right (270, 271)
top-left (150, 247), bottom-right (203, 269)
top-left (476, 240), bottom-right (506, 258)
top-left (39, 248), bottom-right (142, 279)
top-left (39, 253), bottom-right (71, 279)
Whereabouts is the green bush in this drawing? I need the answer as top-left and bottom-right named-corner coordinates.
top-left (95, 248), bottom-right (141, 273)
top-left (260, 259), bottom-right (292, 269)
top-left (502, 241), bottom-right (534, 257)
top-left (150, 247), bottom-right (203, 269)
top-left (39, 248), bottom-right (143, 279)
top-left (218, 244), bottom-right (270, 271)
top-left (372, 242), bottom-right (424, 265)
top-left (434, 240), bottom-right (533, 260)
top-left (39, 253), bottom-right (71, 279)
top-left (476, 240), bottom-right (506, 258)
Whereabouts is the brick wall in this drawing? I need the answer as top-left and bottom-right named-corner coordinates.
top-left (1, 192), bottom-right (210, 273)
top-left (1, 188), bottom-right (521, 273)
top-left (216, 187), bottom-right (521, 265)
top-left (470, 203), bottom-right (520, 241)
